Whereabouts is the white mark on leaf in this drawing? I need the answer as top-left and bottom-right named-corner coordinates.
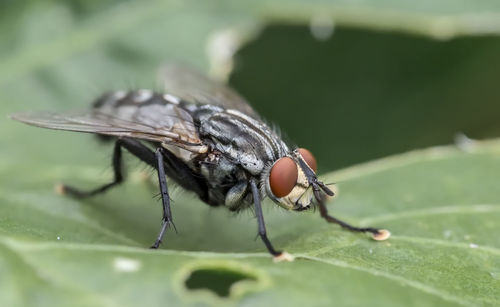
top-left (443, 230), bottom-right (452, 239)
top-left (113, 257), bottom-right (142, 273)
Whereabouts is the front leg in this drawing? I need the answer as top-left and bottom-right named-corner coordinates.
top-left (318, 201), bottom-right (390, 241)
top-left (249, 179), bottom-right (294, 262)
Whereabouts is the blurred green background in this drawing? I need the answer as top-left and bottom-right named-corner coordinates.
top-left (1, 1), bottom-right (500, 306)
top-left (232, 25), bottom-right (500, 170)
top-left (2, 0), bottom-right (500, 172)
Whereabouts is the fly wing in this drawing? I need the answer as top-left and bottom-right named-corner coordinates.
top-left (158, 64), bottom-right (258, 118)
top-left (10, 92), bottom-right (208, 153)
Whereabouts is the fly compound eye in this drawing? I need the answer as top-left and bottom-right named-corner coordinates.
top-left (269, 157), bottom-right (298, 198)
top-left (298, 148), bottom-right (317, 172)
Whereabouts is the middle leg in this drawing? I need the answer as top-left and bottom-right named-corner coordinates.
top-left (151, 147), bottom-right (174, 249)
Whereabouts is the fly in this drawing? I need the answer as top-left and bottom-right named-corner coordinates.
top-left (10, 65), bottom-right (390, 261)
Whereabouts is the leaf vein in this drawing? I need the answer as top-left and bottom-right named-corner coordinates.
top-left (360, 204), bottom-right (500, 225)
top-left (391, 235), bottom-right (500, 256)
top-left (298, 254), bottom-right (479, 307)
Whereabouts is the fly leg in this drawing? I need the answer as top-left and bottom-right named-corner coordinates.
top-left (141, 146), bottom-right (206, 248)
top-left (60, 138), bottom-right (205, 249)
top-left (249, 179), bottom-right (294, 262)
top-left (318, 202), bottom-right (390, 241)
top-left (150, 147), bottom-right (174, 249)
top-left (60, 138), bottom-right (156, 198)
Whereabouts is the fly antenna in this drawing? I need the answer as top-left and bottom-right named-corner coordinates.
top-left (317, 180), bottom-right (334, 196)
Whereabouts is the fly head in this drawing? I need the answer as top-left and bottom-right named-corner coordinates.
top-left (263, 148), bottom-right (334, 211)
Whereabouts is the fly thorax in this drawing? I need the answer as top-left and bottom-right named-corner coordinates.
top-left (198, 108), bottom-right (288, 175)
top-left (189, 104), bottom-right (224, 122)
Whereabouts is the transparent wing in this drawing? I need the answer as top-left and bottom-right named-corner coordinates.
top-left (10, 101), bottom-right (207, 153)
top-left (158, 64), bottom-right (258, 117)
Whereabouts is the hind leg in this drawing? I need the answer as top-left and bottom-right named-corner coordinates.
top-left (60, 138), bottom-right (156, 198)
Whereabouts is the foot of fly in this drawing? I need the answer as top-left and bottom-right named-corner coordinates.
top-left (150, 241), bottom-right (161, 249)
top-left (273, 251), bottom-right (295, 262)
top-left (371, 229), bottom-right (391, 241)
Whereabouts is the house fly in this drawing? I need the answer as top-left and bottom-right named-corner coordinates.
top-left (10, 65), bottom-right (390, 262)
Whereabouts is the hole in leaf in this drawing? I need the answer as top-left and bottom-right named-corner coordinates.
top-left (185, 267), bottom-right (257, 297)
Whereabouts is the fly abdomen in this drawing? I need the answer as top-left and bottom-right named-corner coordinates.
top-left (89, 90), bottom-right (202, 147)
top-left (93, 89), bottom-right (171, 109)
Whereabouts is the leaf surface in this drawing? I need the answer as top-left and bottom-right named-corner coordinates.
top-left (1, 1), bottom-right (500, 306)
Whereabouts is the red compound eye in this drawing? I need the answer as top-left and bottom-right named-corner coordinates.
top-left (269, 157), bottom-right (298, 198)
top-left (298, 148), bottom-right (317, 172)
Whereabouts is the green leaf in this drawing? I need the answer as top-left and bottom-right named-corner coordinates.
top-left (2, 1), bottom-right (500, 306)
top-left (1, 140), bottom-right (500, 306)
top-left (254, 0), bottom-right (500, 39)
